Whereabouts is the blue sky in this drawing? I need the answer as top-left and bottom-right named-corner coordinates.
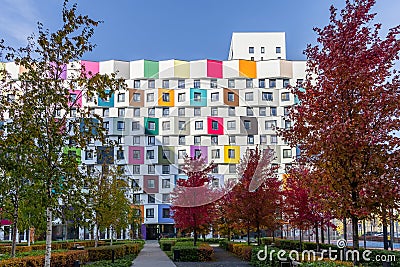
top-left (0, 0), bottom-right (399, 62)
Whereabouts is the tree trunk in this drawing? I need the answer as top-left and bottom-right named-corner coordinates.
top-left (299, 229), bottom-right (302, 251)
top-left (11, 201), bottom-right (19, 258)
top-left (363, 220), bottom-right (367, 249)
top-left (327, 224), bottom-right (330, 245)
top-left (110, 226), bottom-right (113, 246)
top-left (247, 225), bottom-right (250, 245)
top-left (193, 228), bottom-right (197, 246)
top-left (257, 222), bottom-right (261, 246)
top-left (390, 215), bottom-right (395, 251)
top-left (94, 224), bottom-right (99, 248)
top-left (227, 227), bottom-right (231, 241)
top-left (343, 218), bottom-right (347, 241)
top-left (315, 223), bottom-right (319, 251)
top-left (27, 228), bottom-right (31, 247)
top-left (351, 215), bottom-right (359, 266)
top-left (321, 225), bottom-right (325, 244)
top-left (383, 216), bottom-right (389, 250)
top-left (44, 207), bottom-right (53, 267)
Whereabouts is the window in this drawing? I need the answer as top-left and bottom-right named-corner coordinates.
top-left (265, 120), bottom-right (277, 130)
top-left (133, 136), bottom-right (140, 144)
top-left (178, 121), bottom-right (186, 130)
top-left (162, 194), bottom-right (170, 203)
top-left (211, 93), bottom-right (219, 102)
top-left (228, 149), bottom-right (235, 159)
top-left (147, 179), bottom-right (155, 188)
top-left (246, 79), bottom-right (253, 88)
top-left (228, 79), bottom-right (235, 88)
top-left (147, 93), bottom-right (154, 102)
top-left (285, 164), bottom-right (292, 173)
top-left (194, 107), bottom-right (201, 116)
top-left (272, 163), bottom-right (279, 173)
top-left (148, 165), bottom-right (155, 174)
top-left (210, 79), bottom-right (217, 88)
top-left (162, 179), bottom-right (171, 189)
top-left (249, 47), bottom-right (254, 53)
top-left (162, 208), bottom-right (170, 218)
top-left (276, 47), bottom-right (281, 53)
top-left (283, 149), bottom-right (292, 158)
top-left (103, 121), bottom-right (109, 131)
top-left (103, 108), bottom-right (109, 117)
top-left (194, 136), bottom-right (201, 145)
top-left (162, 121), bottom-right (171, 130)
top-left (132, 179), bottom-right (140, 189)
top-left (211, 135), bottom-right (218, 145)
top-left (281, 92), bottom-right (290, 101)
top-left (148, 121), bottom-right (155, 130)
top-left (248, 135), bottom-right (254, 144)
top-left (148, 136), bottom-right (155, 145)
top-left (228, 107), bottom-right (235, 116)
top-left (246, 107), bottom-right (254, 116)
top-left (227, 120), bottom-right (236, 130)
top-left (269, 79), bottom-right (276, 88)
top-left (259, 79), bottom-right (265, 88)
top-left (211, 149), bottom-right (220, 159)
top-left (133, 165), bottom-right (140, 174)
top-left (178, 80), bottom-right (185, 88)
top-left (194, 79), bottom-right (200, 88)
top-left (259, 107), bottom-right (266, 116)
top-left (132, 121), bottom-right (140, 130)
top-left (178, 108), bottom-right (185, 116)
top-left (162, 150), bottom-right (170, 159)
top-left (134, 80), bottom-right (140, 88)
top-left (212, 165), bottom-right (218, 174)
top-left (162, 107), bottom-right (169, 117)
top-left (117, 93), bottom-right (125, 102)
top-left (227, 92), bottom-right (235, 102)
top-left (244, 120), bottom-right (251, 130)
top-left (229, 136), bottom-right (236, 144)
top-left (70, 108), bottom-right (77, 117)
top-left (262, 92), bottom-right (273, 101)
top-left (211, 107), bottom-right (218, 116)
top-left (162, 92), bottom-right (170, 102)
top-left (117, 136), bottom-right (124, 144)
top-left (146, 150), bottom-right (155, 159)
top-left (178, 93), bottom-right (185, 102)
top-left (271, 135), bottom-right (278, 144)
top-left (211, 120), bottom-right (218, 130)
top-left (163, 136), bottom-right (170, 145)
top-left (148, 80), bottom-right (155, 88)
top-left (133, 150), bottom-right (141, 159)
top-left (148, 194), bottom-right (155, 204)
top-left (146, 208), bottom-right (154, 218)
top-left (245, 92), bottom-right (254, 101)
top-left (179, 136), bottom-right (185, 145)
top-left (284, 106), bottom-right (290, 115)
top-left (195, 121), bottom-right (203, 130)
top-left (260, 135), bottom-right (267, 144)
top-left (270, 107), bottom-right (277, 116)
top-left (178, 150), bottom-right (187, 159)
top-left (297, 79), bottom-right (304, 87)
top-left (283, 79), bottom-right (290, 88)
top-left (117, 121), bottom-right (125, 131)
top-left (147, 108), bottom-right (156, 117)
top-left (194, 149), bottom-right (202, 158)
top-left (117, 150), bottom-right (124, 160)
top-left (285, 120), bottom-right (292, 129)
top-left (85, 150), bottom-right (93, 160)
top-left (162, 165), bottom-right (170, 174)
top-left (193, 92), bottom-right (202, 102)
top-left (261, 57), bottom-right (264, 61)
top-left (251, 57), bottom-right (254, 61)
top-left (229, 164), bottom-right (236, 174)
top-left (261, 47), bottom-right (265, 53)
top-left (162, 80), bottom-right (169, 88)
top-left (118, 108), bottom-right (125, 117)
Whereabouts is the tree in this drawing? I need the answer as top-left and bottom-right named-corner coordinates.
top-left (226, 147), bottom-right (281, 245)
top-left (171, 155), bottom-right (218, 246)
top-left (282, 0), bottom-right (400, 256)
top-left (0, 1), bottom-right (125, 265)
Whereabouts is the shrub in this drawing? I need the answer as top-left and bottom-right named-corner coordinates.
top-left (0, 246), bottom-right (32, 254)
top-left (204, 238), bottom-right (226, 244)
top-left (230, 244), bottom-right (252, 261)
top-left (87, 243), bottom-right (141, 262)
top-left (171, 243), bottom-right (214, 262)
top-left (159, 240), bottom-right (176, 251)
top-left (198, 243), bottom-right (214, 261)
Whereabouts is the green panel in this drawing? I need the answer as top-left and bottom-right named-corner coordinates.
top-left (158, 146), bottom-right (175, 164)
top-left (0, 63), bottom-right (5, 80)
top-left (144, 117), bottom-right (159, 135)
top-left (63, 147), bottom-right (82, 163)
top-left (144, 60), bottom-right (159, 78)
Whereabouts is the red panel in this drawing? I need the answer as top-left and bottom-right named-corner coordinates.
top-left (207, 116), bottom-right (224, 135)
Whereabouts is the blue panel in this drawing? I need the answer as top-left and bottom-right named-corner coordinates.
top-left (190, 88), bottom-right (207, 107)
top-left (294, 87), bottom-right (306, 105)
top-left (97, 91), bottom-right (114, 107)
top-left (80, 118), bottom-right (99, 135)
top-left (158, 204), bottom-right (174, 224)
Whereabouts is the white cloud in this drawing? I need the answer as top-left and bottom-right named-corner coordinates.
top-left (0, 0), bottom-right (40, 44)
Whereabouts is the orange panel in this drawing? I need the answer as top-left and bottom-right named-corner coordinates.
top-left (158, 88), bottom-right (175, 107)
top-left (239, 60), bottom-right (257, 78)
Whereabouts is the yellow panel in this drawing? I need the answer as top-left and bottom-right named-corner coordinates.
top-left (239, 60), bottom-right (257, 78)
top-left (224, 145), bottom-right (240, 164)
top-left (158, 88), bottom-right (175, 107)
top-left (174, 60), bottom-right (190, 78)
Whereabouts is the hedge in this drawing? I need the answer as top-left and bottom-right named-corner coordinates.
top-left (87, 243), bottom-right (142, 262)
top-left (226, 243), bottom-right (253, 261)
top-left (171, 243), bottom-right (214, 262)
top-left (159, 240), bottom-right (176, 251)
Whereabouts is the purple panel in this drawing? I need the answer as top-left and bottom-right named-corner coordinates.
top-left (141, 224), bottom-right (146, 240)
top-left (190, 145), bottom-right (208, 161)
top-left (128, 146), bottom-right (144, 164)
top-left (49, 62), bottom-right (67, 80)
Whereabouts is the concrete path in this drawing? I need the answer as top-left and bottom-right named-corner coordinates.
top-left (132, 240), bottom-right (176, 267)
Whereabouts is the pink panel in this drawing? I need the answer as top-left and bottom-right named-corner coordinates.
top-left (207, 116), bottom-right (224, 135)
top-left (81, 61), bottom-right (99, 78)
top-left (68, 89), bottom-right (82, 108)
top-left (207, 59), bottom-right (223, 78)
top-left (128, 146), bottom-right (144, 164)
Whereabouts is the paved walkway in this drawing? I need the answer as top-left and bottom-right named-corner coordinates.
top-left (132, 240), bottom-right (176, 267)
top-left (175, 245), bottom-right (251, 267)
